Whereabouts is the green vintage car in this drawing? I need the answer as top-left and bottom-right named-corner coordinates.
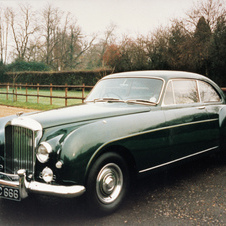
top-left (0, 71), bottom-right (226, 214)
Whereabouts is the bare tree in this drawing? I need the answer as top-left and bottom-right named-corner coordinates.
top-left (40, 5), bottom-right (95, 70)
top-left (57, 20), bottom-right (96, 70)
top-left (98, 23), bottom-right (117, 67)
top-left (7, 4), bottom-right (39, 61)
top-left (145, 27), bottom-right (170, 70)
top-left (41, 4), bottom-right (62, 67)
top-left (0, 8), bottom-right (9, 63)
top-left (185, 0), bottom-right (226, 31)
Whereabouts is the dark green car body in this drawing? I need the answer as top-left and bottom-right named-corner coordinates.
top-left (0, 71), bottom-right (226, 214)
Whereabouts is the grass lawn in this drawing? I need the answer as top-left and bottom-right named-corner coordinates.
top-left (0, 87), bottom-right (90, 110)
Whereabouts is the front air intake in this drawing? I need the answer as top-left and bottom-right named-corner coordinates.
top-left (5, 125), bottom-right (35, 174)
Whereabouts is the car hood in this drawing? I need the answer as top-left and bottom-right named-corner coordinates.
top-left (26, 102), bottom-right (151, 129)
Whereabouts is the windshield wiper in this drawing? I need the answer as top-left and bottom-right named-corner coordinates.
top-left (89, 98), bottom-right (157, 105)
top-left (126, 99), bottom-right (157, 105)
top-left (93, 98), bottom-right (124, 103)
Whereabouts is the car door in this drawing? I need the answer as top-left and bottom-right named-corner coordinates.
top-left (162, 79), bottom-right (217, 161)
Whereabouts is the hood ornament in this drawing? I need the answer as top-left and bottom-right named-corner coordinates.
top-left (16, 112), bottom-right (24, 116)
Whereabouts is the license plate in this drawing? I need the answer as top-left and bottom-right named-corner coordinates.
top-left (0, 186), bottom-right (20, 201)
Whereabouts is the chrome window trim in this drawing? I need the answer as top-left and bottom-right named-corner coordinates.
top-left (139, 146), bottom-right (218, 173)
top-left (171, 80), bottom-right (176, 105)
top-left (196, 80), bottom-right (202, 103)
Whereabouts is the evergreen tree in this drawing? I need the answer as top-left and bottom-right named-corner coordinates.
top-left (193, 16), bottom-right (212, 75)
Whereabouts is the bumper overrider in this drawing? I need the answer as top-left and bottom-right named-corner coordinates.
top-left (0, 169), bottom-right (86, 200)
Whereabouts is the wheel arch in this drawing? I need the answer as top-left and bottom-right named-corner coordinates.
top-left (85, 144), bottom-right (137, 186)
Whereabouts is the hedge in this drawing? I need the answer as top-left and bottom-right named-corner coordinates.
top-left (2, 69), bottom-right (113, 86)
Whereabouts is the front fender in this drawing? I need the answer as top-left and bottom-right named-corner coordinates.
top-left (59, 110), bottom-right (165, 185)
top-left (60, 119), bottom-right (116, 185)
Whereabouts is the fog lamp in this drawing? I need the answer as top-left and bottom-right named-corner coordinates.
top-left (42, 167), bottom-right (53, 183)
top-left (36, 142), bottom-right (52, 163)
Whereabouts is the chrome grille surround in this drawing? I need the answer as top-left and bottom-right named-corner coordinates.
top-left (4, 117), bottom-right (42, 175)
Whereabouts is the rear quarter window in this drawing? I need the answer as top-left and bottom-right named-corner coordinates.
top-left (198, 81), bottom-right (221, 103)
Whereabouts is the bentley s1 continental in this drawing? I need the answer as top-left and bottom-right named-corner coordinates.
top-left (0, 71), bottom-right (226, 215)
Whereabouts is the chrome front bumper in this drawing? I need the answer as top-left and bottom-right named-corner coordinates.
top-left (0, 169), bottom-right (86, 199)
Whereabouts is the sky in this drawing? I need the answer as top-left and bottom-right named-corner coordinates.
top-left (0, 0), bottom-right (196, 37)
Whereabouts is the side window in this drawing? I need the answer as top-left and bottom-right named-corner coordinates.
top-left (198, 81), bottom-right (221, 103)
top-left (163, 79), bottom-right (198, 105)
top-left (173, 80), bottom-right (198, 104)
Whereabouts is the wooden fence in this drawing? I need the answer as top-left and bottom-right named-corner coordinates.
top-left (0, 83), bottom-right (93, 106)
top-left (0, 83), bottom-right (226, 107)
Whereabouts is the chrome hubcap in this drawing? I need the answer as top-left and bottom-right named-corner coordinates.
top-left (96, 163), bottom-right (123, 204)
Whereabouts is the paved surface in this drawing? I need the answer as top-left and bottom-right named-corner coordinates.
top-left (0, 105), bottom-right (226, 225)
top-left (0, 155), bottom-right (225, 225)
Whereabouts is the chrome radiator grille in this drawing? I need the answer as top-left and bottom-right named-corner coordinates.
top-left (5, 125), bottom-right (34, 174)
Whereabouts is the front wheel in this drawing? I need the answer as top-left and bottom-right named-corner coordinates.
top-left (86, 152), bottom-right (130, 215)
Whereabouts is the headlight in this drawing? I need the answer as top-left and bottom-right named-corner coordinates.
top-left (36, 142), bottom-right (52, 163)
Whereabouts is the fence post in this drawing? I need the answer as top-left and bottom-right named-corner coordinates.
top-left (12, 89), bottom-right (14, 102)
top-left (65, 83), bottom-right (68, 106)
top-left (15, 84), bottom-right (17, 102)
top-left (50, 83), bottom-right (52, 105)
top-left (82, 83), bottom-right (85, 103)
top-left (37, 83), bottom-right (39, 104)
top-left (6, 83), bottom-right (9, 100)
top-left (26, 83), bottom-right (28, 102)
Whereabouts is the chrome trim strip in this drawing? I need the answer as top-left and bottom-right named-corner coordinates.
top-left (160, 118), bottom-right (218, 130)
top-left (196, 80), bottom-right (202, 102)
top-left (139, 146), bottom-right (219, 173)
top-left (107, 118), bottom-right (218, 147)
top-left (88, 118), bottom-right (218, 170)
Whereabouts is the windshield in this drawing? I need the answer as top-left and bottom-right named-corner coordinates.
top-left (86, 77), bottom-right (163, 104)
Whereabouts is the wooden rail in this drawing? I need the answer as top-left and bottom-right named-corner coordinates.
top-left (0, 83), bottom-right (93, 106)
top-left (1, 83), bottom-right (226, 107)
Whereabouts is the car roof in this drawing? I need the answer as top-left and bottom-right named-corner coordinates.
top-left (104, 70), bottom-right (207, 81)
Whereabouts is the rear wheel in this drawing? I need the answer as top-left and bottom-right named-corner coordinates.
top-left (86, 152), bottom-right (130, 215)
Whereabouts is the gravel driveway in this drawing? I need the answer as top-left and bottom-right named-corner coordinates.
top-left (0, 105), bottom-right (37, 117)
